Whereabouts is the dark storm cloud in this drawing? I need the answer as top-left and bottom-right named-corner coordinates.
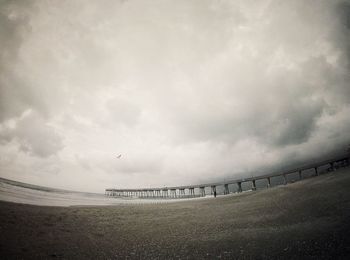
top-left (337, 1), bottom-right (350, 57)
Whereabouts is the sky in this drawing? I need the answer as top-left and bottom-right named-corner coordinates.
top-left (0, 0), bottom-right (350, 193)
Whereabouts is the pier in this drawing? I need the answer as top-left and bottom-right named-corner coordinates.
top-left (105, 154), bottom-right (349, 199)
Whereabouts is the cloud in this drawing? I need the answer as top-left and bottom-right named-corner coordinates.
top-left (0, 0), bottom-right (349, 192)
top-left (0, 0), bottom-right (33, 121)
top-left (0, 110), bottom-right (64, 157)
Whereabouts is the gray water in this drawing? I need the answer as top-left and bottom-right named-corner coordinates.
top-left (0, 164), bottom-right (333, 207)
top-left (0, 178), bottom-right (209, 207)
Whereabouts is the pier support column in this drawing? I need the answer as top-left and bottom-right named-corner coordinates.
top-left (315, 167), bottom-right (319, 176)
top-left (251, 180), bottom-right (256, 191)
top-left (299, 170), bottom-right (302, 180)
top-left (200, 187), bottom-right (205, 197)
top-left (237, 182), bottom-right (242, 193)
top-left (267, 177), bottom-right (271, 188)
top-left (179, 189), bottom-right (184, 197)
top-left (224, 184), bottom-right (229, 195)
top-left (189, 187), bottom-right (195, 197)
top-left (283, 174), bottom-right (287, 185)
top-left (211, 186), bottom-right (216, 195)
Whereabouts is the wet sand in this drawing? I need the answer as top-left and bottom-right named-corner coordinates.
top-left (1, 168), bottom-right (350, 259)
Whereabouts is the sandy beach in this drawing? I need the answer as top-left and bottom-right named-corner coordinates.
top-left (1, 168), bottom-right (350, 259)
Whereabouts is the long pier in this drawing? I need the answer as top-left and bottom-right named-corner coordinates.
top-left (105, 154), bottom-right (350, 199)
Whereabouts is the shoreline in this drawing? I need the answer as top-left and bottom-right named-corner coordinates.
top-left (1, 167), bottom-right (350, 258)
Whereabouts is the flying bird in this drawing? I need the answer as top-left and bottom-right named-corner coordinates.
top-left (116, 154), bottom-right (122, 159)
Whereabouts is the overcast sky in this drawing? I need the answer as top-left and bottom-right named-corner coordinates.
top-left (0, 0), bottom-right (350, 192)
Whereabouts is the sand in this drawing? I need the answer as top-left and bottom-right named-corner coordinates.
top-left (1, 168), bottom-right (350, 259)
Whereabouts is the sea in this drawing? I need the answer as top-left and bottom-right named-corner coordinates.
top-left (0, 177), bottom-right (206, 207)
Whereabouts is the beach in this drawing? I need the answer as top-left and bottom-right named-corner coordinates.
top-left (1, 168), bottom-right (350, 259)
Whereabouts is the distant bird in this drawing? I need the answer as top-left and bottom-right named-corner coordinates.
top-left (116, 154), bottom-right (122, 159)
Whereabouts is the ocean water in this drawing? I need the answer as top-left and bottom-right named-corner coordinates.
top-left (0, 178), bottom-right (208, 207)
top-left (0, 163), bottom-right (334, 207)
